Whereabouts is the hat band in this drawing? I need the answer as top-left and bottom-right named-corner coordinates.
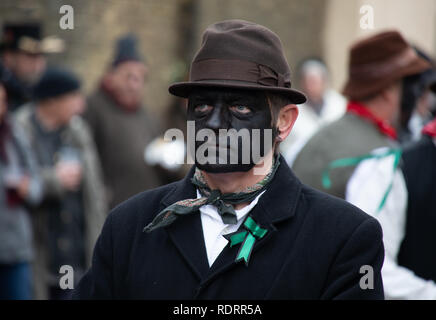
top-left (190, 59), bottom-right (291, 88)
top-left (18, 36), bottom-right (42, 54)
top-left (350, 47), bottom-right (418, 79)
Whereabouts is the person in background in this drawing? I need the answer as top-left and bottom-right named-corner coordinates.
top-left (0, 22), bottom-right (63, 112)
top-left (84, 33), bottom-right (162, 209)
top-left (399, 48), bottom-right (436, 145)
top-left (0, 78), bottom-right (42, 299)
top-left (346, 105), bottom-right (436, 299)
top-left (14, 67), bottom-right (106, 299)
top-left (144, 97), bottom-right (189, 185)
top-left (281, 58), bottom-right (346, 166)
top-left (292, 31), bottom-right (431, 199)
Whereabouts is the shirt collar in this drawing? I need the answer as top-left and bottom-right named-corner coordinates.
top-left (196, 189), bottom-right (266, 223)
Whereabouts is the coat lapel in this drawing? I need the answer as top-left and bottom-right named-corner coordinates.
top-left (159, 167), bottom-right (210, 280)
top-left (156, 156), bottom-right (303, 287)
top-left (204, 203), bottom-right (277, 279)
top-left (201, 155), bottom-right (303, 285)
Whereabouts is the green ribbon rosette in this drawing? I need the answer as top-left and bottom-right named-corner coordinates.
top-left (225, 216), bottom-right (268, 266)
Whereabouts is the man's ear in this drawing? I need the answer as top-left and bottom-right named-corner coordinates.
top-left (276, 104), bottom-right (298, 141)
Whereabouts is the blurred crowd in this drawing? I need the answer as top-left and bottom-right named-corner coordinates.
top-left (0, 22), bottom-right (182, 300)
top-left (0, 21), bottom-right (435, 300)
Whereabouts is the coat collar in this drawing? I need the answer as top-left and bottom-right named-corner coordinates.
top-left (160, 155), bottom-right (302, 222)
top-left (157, 154), bottom-right (302, 281)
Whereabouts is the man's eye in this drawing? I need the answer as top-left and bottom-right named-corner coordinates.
top-left (194, 104), bottom-right (213, 113)
top-left (230, 105), bottom-right (251, 114)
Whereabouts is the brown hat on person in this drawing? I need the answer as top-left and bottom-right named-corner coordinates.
top-left (342, 30), bottom-right (431, 101)
top-left (1, 23), bottom-right (64, 54)
top-left (169, 19), bottom-right (306, 104)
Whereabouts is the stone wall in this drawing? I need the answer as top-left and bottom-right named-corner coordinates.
top-left (0, 0), bottom-right (182, 118)
top-left (1, 0), bottom-right (435, 116)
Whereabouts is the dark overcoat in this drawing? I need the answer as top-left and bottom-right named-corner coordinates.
top-left (73, 157), bottom-right (384, 299)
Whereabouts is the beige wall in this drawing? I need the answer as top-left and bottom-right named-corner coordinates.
top-left (195, 0), bottom-right (328, 89)
top-left (323, 0), bottom-right (436, 92)
top-left (1, 0), bottom-right (435, 114)
top-left (0, 0), bottom-right (181, 118)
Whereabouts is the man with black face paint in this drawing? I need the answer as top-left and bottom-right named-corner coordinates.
top-left (187, 88), bottom-right (276, 173)
top-left (73, 20), bottom-right (385, 300)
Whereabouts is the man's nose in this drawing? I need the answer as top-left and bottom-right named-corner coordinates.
top-left (129, 76), bottom-right (144, 91)
top-left (205, 104), bottom-right (227, 130)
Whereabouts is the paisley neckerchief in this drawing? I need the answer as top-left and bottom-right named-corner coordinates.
top-left (143, 156), bottom-right (280, 233)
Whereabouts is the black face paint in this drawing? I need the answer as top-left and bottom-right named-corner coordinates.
top-left (187, 87), bottom-right (278, 173)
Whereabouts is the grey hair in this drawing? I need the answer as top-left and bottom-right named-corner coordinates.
top-left (265, 92), bottom-right (296, 154)
top-left (299, 59), bottom-right (329, 81)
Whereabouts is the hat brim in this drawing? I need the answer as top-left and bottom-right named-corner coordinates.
top-left (343, 55), bottom-right (431, 101)
top-left (169, 80), bottom-right (307, 104)
top-left (5, 36), bottom-right (65, 55)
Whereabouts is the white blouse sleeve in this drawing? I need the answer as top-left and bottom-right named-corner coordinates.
top-left (346, 153), bottom-right (436, 300)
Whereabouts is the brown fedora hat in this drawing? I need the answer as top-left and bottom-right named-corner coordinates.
top-left (169, 19), bottom-right (306, 104)
top-left (342, 30), bottom-right (431, 101)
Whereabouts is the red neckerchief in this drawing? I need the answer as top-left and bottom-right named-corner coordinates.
top-left (422, 118), bottom-right (436, 137)
top-left (347, 101), bottom-right (398, 140)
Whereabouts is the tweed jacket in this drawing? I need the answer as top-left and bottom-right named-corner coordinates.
top-left (293, 112), bottom-right (396, 199)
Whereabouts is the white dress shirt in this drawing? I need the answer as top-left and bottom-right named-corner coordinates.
top-left (197, 190), bottom-right (265, 267)
top-left (346, 146), bottom-right (436, 300)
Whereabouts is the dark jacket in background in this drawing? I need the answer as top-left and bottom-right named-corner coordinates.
top-left (398, 135), bottom-right (436, 282)
top-left (85, 88), bottom-right (162, 209)
top-left (73, 157), bottom-right (384, 300)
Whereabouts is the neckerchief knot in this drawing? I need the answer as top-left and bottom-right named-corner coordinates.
top-left (143, 156), bottom-right (280, 233)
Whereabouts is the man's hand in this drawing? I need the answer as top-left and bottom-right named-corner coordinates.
top-left (16, 175), bottom-right (30, 199)
top-left (55, 161), bottom-right (83, 191)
